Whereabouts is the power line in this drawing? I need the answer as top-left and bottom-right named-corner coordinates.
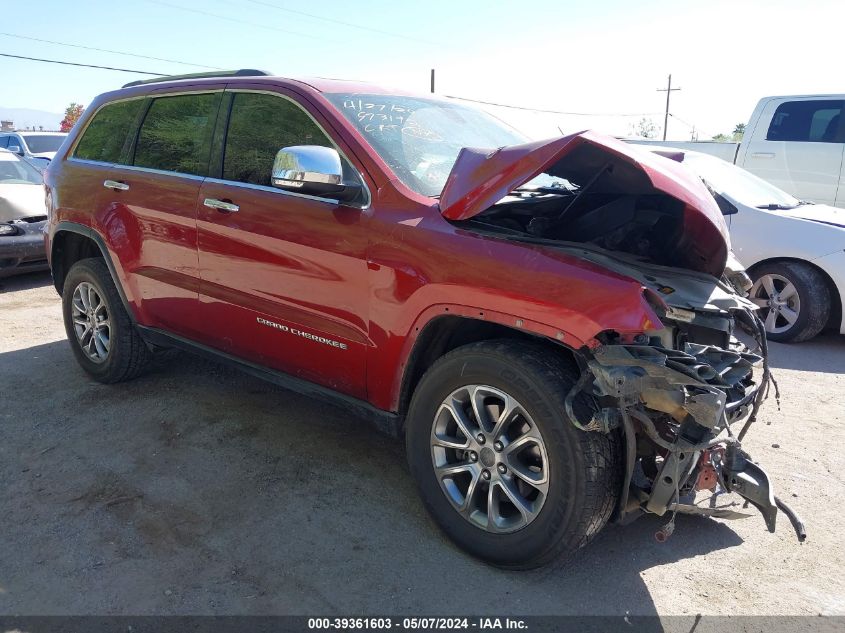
top-left (668, 113), bottom-right (711, 140)
top-left (0, 52), bottom-right (165, 76)
top-left (143, 0), bottom-right (331, 42)
top-left (445, 94), bottom-right (661, 118)
top-left (240, 0), bottom-right (436, 44)
top-left (3, 50), bottom-right (688, 126)
top-left (0, 32), bottom-right (222, 70)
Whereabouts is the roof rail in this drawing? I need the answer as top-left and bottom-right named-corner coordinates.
top-left (122, 69), bottom-right (273, 89)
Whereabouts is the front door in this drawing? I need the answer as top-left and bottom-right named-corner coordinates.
top-left (195, 90), bottom-right (370, 398)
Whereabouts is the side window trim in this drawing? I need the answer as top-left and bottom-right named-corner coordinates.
top-left (122, 97), bottom-right (152, 166)
top-left (219, 88), bottom-right (370, 208)
top-left (833, 109), bottom-right (845, 144)
top-left (208, 91), bottom-right (234, 181)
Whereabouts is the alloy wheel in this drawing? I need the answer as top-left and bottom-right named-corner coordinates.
top-left (430, 385), bottom-right (549, 533)
top-left (71, 281), bottom-right (111, 363)
top-left (750, 273), bottom-right (801, 334)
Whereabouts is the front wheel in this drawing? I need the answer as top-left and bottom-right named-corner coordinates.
top-left (749, 261), bottom-right (830, 343)
top-left (405, 340), bottom-right (622, 569)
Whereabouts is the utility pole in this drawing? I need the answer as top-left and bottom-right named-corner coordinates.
top-left (430, 68), bottom-right (435, 94)
top-left (657, 74), bottom-right (681, 141)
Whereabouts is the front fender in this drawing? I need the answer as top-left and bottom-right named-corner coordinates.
top-left (365, 282), bottom-right (662, 412)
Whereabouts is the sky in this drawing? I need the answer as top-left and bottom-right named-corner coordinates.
top-left (2, 0), bottom-right (843, 140)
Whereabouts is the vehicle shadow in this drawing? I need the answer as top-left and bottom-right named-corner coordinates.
top-left (767, 332), bottom-right (845, 374)
top-left (0, 270), bottom-right (52, 293)
top-left (0, 340), bottom-right (742, 622)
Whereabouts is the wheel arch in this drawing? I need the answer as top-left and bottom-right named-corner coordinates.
top-left (748, 256), bottom-right (842, 331)
top-left (394, 313), bottom-right (582, 429)
top-left (51, 222), bottom-right (137, 323)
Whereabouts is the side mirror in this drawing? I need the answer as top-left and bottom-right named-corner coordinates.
top-left (7, 145), bottom-right (22, 156)
top-left (271, 145), bottom-right (362, 203)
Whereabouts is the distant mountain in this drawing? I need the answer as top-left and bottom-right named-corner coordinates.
top-left (0, 106), bottom-right (63, 131)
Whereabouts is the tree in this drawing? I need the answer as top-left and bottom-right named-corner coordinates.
top-left (630, 117), bottom-right (658, 139)
top-left (732, 122), bottom-right (746, 141)
top-left (60, 103), bottom-right (84, 132)
top-left (712, 133), bottom-right (731, 142)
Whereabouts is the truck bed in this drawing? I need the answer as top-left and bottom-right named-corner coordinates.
top-left (626, 139), bottom-right (740, 163)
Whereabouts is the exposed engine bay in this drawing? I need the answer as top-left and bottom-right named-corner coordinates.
top-left (454, 140), bottom-right (729, 276)
top-left (453, 146), bottom-right (806, 543)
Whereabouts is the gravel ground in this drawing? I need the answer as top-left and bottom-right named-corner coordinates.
top-left (1, 271), bottom-right (844, 617)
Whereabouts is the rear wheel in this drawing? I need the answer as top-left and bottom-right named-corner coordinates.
top-left (749, 261), bottom-right (830, 343)
top-left (62, 258), bottom-right (152, 382)
top-left (405, 340), bottom-right (622, 569)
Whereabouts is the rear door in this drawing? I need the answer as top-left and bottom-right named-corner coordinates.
top-left (98, 90), bottom-right (222, 337)
top-left (739, 98), bottom-right (845, 205)
top-left (194, 88), bottom-right (370, 398)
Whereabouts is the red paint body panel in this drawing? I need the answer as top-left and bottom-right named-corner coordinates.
top-left (44, 75), bottom-right (719, 415)
top-left (195, 178), bottom-right (370, 397)
top-left (360, 192), bottom-right (661, 410)
top-left (96, 167), bottom-right (204, 337)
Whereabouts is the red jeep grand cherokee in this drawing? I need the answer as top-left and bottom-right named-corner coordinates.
top-left (44, 70), bottom-right (802, 568)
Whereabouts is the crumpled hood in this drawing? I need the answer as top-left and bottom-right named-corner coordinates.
top-left (439, 130), bottom-right (730, 276)
top-left (779, 203), bottom-right (845, 228)
top-left (0, 183), bottom-right (46, 221)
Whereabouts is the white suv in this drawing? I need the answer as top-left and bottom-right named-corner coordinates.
top-left (0, 131), bottom-right (68, 168)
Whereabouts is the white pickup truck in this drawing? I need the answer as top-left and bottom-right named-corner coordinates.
top-left (631, 95), bottom-right (845, 207)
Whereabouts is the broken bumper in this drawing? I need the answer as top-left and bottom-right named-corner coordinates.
top-left (579, 339), bottom-right (805, 542)
top-left (0, 220), bottom-right (48, 276)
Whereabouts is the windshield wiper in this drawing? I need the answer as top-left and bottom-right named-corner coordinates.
top-left (512, 185), bottom-right (575, 196)
top-left (756, 203), bottom-right (798, 210)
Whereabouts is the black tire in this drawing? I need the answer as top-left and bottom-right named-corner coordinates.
top-left (62, 257), bottom-right (152, 383)
top-left (405, 340), bottom-right (622, 569)
top-left (749, 261), bottom-right (830, 343)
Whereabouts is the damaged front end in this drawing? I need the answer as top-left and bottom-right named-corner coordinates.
top-left (442, 131), bottom-right (805, 542)
top-left (573, 302), bottom-right (805, 542)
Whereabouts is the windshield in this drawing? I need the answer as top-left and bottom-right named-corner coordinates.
top-left (0, 151), bottom-right (43, 184)
top-left (681, 152), bottom-right (800, 209)
top-left (325, 94), bottom-right (527, 196)
top-left (22, 134), bottom-right (66, 154)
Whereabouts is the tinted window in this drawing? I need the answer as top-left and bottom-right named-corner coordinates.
top-left (0, 136), bottom-right (7, 149)
top-left (75, 99), bottom-right (144, 163)
top-left (766, 100), bottom-right (844, 142)
top-left (223, 93), bottom-right (333, 186)
top-left (23, 134), bottom-right (66, 154)
top-left (134, 93), bottom-right (220, 175)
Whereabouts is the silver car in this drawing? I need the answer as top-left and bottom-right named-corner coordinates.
top-left (0, 149), bottom-right (48, 276)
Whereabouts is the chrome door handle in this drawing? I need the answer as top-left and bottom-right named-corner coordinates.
top-left (204, 198), bottom-right (240, 213)
top-left (103, 179), bottom-right (129, 191)
top-left (751, 152), bottom-right (775, 159)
